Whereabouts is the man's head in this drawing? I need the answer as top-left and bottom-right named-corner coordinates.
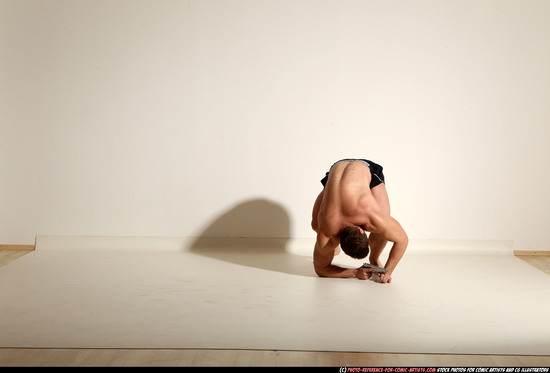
top-left (339, 225), bottom-right (369, 259)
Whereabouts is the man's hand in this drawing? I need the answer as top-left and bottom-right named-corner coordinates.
top-left (378, 272), bottom-right (392, 283)
top-left (355, 267), bottom-right (377, 280)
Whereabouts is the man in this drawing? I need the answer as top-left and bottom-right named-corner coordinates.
top-left (311, 159), bottom-right (408, 283)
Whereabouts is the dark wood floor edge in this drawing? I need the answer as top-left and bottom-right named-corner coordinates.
top-left (0, 347), bottom-right (549, 358)
top-left (514, 250), bottom-right (550, 256)
top-left (0, 245), bottom-right (35, 250)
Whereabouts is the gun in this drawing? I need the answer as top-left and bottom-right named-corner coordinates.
top-left (362, 263), bottom-right (388, 273)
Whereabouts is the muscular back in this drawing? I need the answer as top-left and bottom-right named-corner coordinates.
top-left (317, 161), bottom-right (382, 237)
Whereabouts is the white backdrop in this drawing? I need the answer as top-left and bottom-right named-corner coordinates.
top-left (1, 0), bottom-right (549, 250)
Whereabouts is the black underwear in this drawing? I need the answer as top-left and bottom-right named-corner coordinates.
top-left (320, 159), bottom-right (385, 189)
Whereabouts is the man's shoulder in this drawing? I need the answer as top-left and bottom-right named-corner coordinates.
top-left (316, 226), bottom-right (340, 240)
top-left (317, 218), bottom-right (342, 239)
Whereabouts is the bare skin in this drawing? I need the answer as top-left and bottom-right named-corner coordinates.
top-left (311, 161), bottom-right (408, 283)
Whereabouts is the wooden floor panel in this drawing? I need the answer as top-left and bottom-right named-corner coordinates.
top-left (1, 348), bottom-right (550, 367)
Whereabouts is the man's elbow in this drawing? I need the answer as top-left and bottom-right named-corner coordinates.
top-left (396, 232), bottom-right (409, 251)
top-left (402, 232), bottom-right (409, 247)
top-left (313, 263), bottom-right (327, 277)
top-left (315, 269), bottom-right (327, 278)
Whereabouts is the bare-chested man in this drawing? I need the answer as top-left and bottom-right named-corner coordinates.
top-left (311, 159), bottom-right (408, 283)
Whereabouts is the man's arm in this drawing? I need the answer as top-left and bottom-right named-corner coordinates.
top-left (377, 216), bottom-right (409, 277)
top-left (311, 190), bottom-right (324, 233)
top-left (313, 233), bottom-right (375, 279)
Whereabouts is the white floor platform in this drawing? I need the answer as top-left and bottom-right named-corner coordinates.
top-left (1, 238), bottom-right (549, 355)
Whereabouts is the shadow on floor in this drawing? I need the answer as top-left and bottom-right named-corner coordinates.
top-left (189, 198), bottom-right (315, 277)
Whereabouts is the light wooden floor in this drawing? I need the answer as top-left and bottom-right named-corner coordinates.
top-left (1, 248), bottom-right (549, 367)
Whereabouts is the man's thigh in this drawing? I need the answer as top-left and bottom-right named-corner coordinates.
top-left (371, 183), bottom-right (390, 216)
top-left (369, 184), bottom-right (391, 255)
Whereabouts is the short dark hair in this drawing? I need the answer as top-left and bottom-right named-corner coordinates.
top-left (339, 226), bottom-right (369, 259)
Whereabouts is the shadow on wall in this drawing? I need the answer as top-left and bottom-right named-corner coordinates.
top-left (189, 198), bottom-right (315, 277)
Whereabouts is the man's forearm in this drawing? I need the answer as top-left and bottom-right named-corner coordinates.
top-left (384, 238), bottom-right (408, 274)
top-left (314, 264), bottom-right (358, 278)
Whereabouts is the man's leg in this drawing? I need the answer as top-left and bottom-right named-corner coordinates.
top-left (369, 183), bottom-right (391, 266)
